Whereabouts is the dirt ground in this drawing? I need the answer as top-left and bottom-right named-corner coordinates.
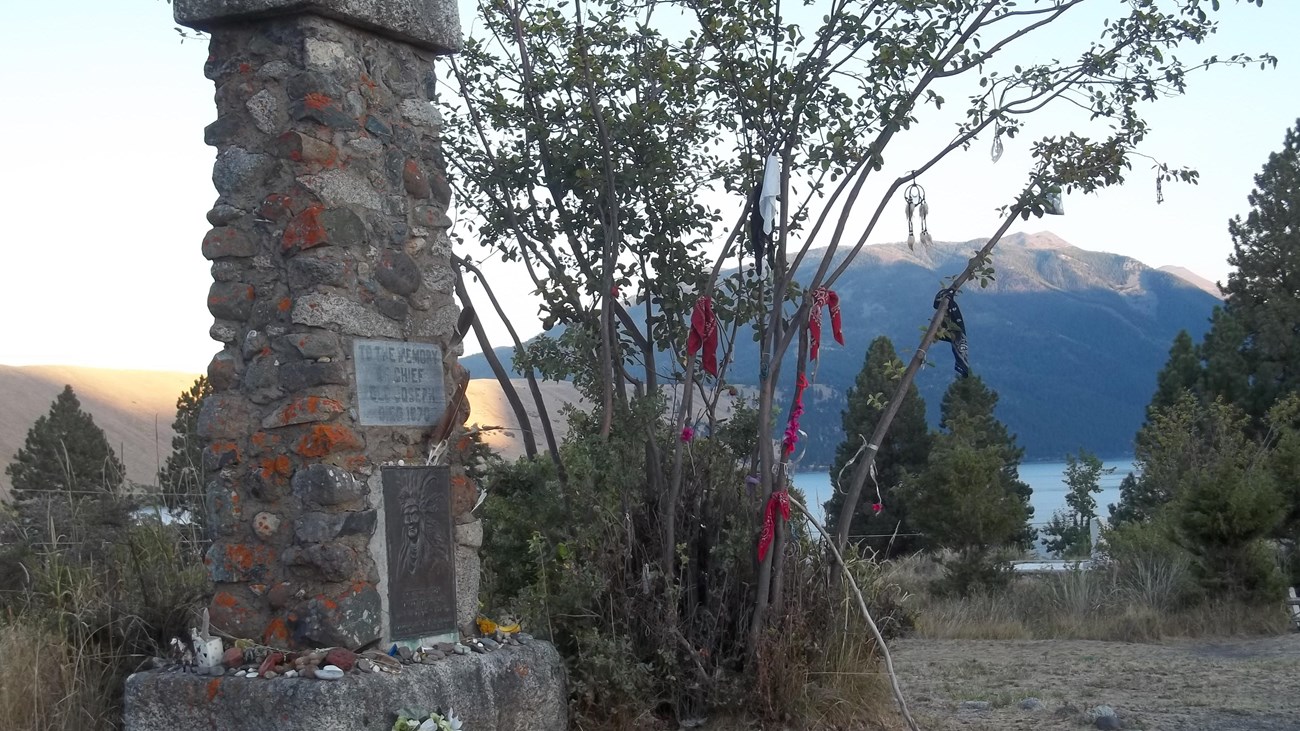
top-left (888, 633), bottom-right (1300, 731)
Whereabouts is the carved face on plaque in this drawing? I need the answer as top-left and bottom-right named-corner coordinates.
top-left (398, 480), bottom-right (433, 576)
top-left (383, 465), bottom-right (456, 639)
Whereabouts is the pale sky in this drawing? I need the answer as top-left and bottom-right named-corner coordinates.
top-left (0, 1), bottom-right (1296, 373)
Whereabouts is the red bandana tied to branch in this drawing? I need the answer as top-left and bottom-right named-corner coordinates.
top-left (782, 373), bottom-right (809, 456)
top-left (757, 489), bottom-right (792, 561)
top-left (808, 287), bottom-right (844, 361)
top-left (686, 296), bottom-right (719, 376)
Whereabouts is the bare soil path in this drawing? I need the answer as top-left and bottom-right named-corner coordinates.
top-left (890, 634), bottom-right (1300, 730)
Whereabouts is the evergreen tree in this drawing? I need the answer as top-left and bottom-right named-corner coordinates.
top-left (1041, 450), bottom-right (1107, 559)
top-left (1199, 309), bottom-right (1250, 407)
top-left (1150, 330), bottom-right (1202, 414)
top-left (1111, 392), bottom-right (1202, 525)
top-left (1169, 399), bottom-right (1284, 603)
top-left (903, 413), bottom-right (1027, 596)
top-left (157, 376), bottom-right (211, 526)
top-left (824, 336), bottom-right (930, 557)
top-left (938, 376), bottom-right (1035, 547)
top-left (1266, 394), bottom-right (1300, 584)
top-left (6, 385), bottom-right (125, 503)
top-left (1223, 120), bottom-right (1300, 418)
top-left (1134, 330), bottom-right (1204, 455)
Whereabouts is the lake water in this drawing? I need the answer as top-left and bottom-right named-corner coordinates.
top-left (791, 457), bottom-right (1137, 528)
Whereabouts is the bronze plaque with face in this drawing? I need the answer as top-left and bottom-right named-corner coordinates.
top-left (383, 465), bottom-right (456, 640)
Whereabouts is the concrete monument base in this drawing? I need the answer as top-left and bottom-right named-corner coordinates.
top-left (124, 640), bottom-right (567, 731)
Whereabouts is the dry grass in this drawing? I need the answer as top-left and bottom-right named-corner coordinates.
top-left (884, 553), bottom-right (1290, 643)
top-left (743, 549), bottom-right (904, 730)
top-left (0, 620), bottom-right (122, 731)
top-left (0, 492), bottom-right (208, 731)
top-left (796, 602), bottom-right (900, 730)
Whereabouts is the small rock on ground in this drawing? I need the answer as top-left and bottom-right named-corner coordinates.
top-left (1088, 705), bottom-right (1120, 730)
top-left (959, 701), bottom-right (991, 712)
top-left (1019, 697), bottom-right (1045, 711)
top-left (1095, 715), bottom-right (1121, 730)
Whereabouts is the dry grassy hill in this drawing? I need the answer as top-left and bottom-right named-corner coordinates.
top-left (465, 379), bottom-right (590, 462)
top-left (0, 365), bottom-right (730, 502)
top-left (0, 367), bottom-right (596, 502)
top-left (0, 365), bottom-right (201, 501)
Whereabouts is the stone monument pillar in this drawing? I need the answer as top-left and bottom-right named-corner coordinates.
top-left (176, 0), bottom-right (479, 649)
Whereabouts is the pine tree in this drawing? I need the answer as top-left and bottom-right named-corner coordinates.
top-left (1150, 330), bottom-right (1202, 415)
top-left (1199, 309), bottom-right (1250, 408)
top-left (1169, 399), bottom-right (1284, 603)
top-left (938, 375), bottom-right (1035, 547)
top-left (824, 336), bottom-right (931, 556)
top-left (1133, 330), bottom-right (1208, 464)
top-left (6, 385), bottom-right (125, 503)
top-left (1266, 394), bottom-right (1300, 584)
top-left (903, 413), bottom-right (1027, 596)
top-left (1111, 392), bottom-right (1201, 525)
top-left (1223, 120), bottom-right (1300, 418)
top-left (157, 376), bottom-right (211, 525)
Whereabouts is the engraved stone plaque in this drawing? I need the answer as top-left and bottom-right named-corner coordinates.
top-left (354, 339), bottom-right (445, 426)
top-left (383, 465), bottom-right (456, 640)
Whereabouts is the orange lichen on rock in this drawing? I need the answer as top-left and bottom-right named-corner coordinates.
top-left (259, 454), bottom-right (293, 482)
top-left (208, 440), bottom-right (241, 465)
top-left (265, 396), bottom-right (346, 428)
top-left (250, 431), bottom-right (284, 455)
top-left (207, 285), bottom-right (255, 309)
top-left (263, 617), bottom-right (289, 646)
top-left (295, 424), bottom-right (363, 458)
top-left (222, 544), bottom-right (275, 577)
top-left (449, 473), bottom-right (477, 515)
top-left (304, 92), bottom-right (332, 110)
top-left (282, 204), bottom-right (327, 251)
top-left (207, 678), bottom-right (222, 702)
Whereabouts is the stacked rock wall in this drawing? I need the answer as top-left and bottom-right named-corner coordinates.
top-left (195, 14), bottom-right (471, 649)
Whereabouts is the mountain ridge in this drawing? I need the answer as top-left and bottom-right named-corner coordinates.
top-left (0, 232), bottom-right (1221, 501)
top-left (462, 231), bottom-right (1222, 463)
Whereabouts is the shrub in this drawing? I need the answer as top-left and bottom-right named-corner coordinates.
top-left (479, 397), bottom-right (895, 728)
top-left (1101, 520), bottom-right (1195, 610)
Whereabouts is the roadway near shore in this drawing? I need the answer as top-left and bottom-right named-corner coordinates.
top-left (890, 633), bottom-right (1300, 730)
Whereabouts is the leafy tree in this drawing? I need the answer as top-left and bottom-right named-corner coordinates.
top-left (6, 385), bottom-right (124, 503)
top-left (1109, 472), bottom-right (1147, 527)
top-left (157, 376), bottom-right (211, 529)
top-left (445, 0), bottom-right (1273, 713)
top-left (1118, 326), bottom-right (1223, 526)
top-left (938, 375), bottom-right (1035, 548)
top-left (1041, 450), bottom-right (1108, 559)
top-left (1223, 120), bottom-right (1300, 418)
top-left (825, 336), bottom-right (930, 557)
